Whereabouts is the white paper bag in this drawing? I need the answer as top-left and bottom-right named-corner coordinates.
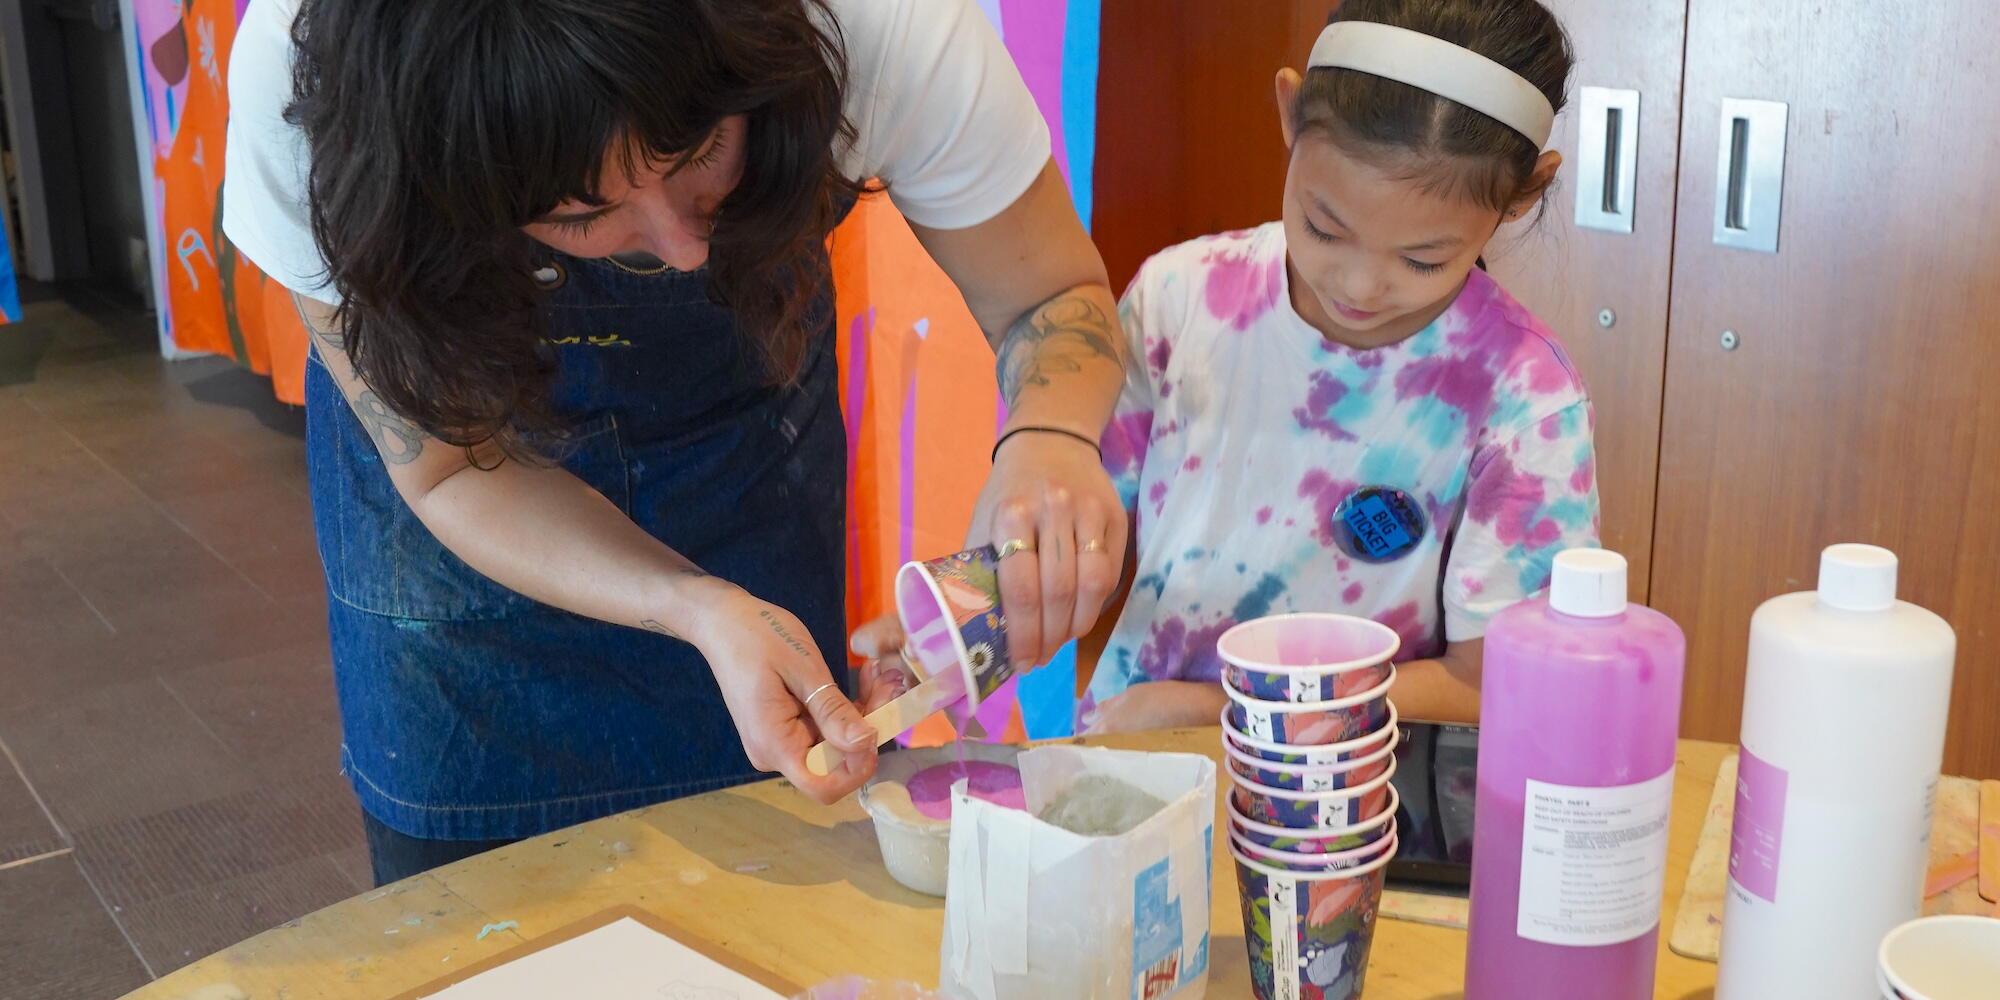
top-left (939, 746), bottom-right (1216, 1000)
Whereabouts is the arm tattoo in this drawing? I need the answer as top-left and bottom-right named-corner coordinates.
top-left (756, 608), bottom-right (816, 661)
top-left (354, 390), bottom-right (426, 465)
top-left (290, 293), bottom-right (345, 354)
top-left (294, 294), bottom-right (426, 465)
top-left (637, 565), bottom-right (713, 640)
top-left (995, 293), bottom-right (1120, 406)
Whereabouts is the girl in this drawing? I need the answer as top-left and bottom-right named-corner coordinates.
top-left (1080, 0), bottom-right (1598, 733)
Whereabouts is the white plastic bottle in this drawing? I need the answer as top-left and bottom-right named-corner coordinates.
top-left (1715, 544), bottom-right (1956, 1000)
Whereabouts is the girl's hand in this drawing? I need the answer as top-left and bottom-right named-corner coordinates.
top-left (970, 431), bottom-right (1128, 672)
top-left (691, 583), bottom-right (878, 804)
top-left (849, 615), bottom-right (913, 714)
top-left (1085, 681), bottom-right (1230, 736)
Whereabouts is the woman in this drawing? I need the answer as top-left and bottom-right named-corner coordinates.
top-left (223, 0), bottom-right (1129, 884)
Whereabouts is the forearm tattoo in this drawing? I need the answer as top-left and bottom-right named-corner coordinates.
top-left (995, 292), bottom-right (1121, 406)
top-left (636, 565), bottom-right (713, 641)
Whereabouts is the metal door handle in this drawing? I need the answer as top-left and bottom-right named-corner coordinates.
top-left (1575, 87), bottom-right (1640, 233)
top-left (1713, 98), bottom-right (1789, 253)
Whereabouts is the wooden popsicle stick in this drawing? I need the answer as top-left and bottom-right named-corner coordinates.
top-left (804, 671), bottom-right (966, 777)
top-left (1926, 848), bottom-right (1979, 898)
top-left (1980, 779), bottom-right (2000, 902)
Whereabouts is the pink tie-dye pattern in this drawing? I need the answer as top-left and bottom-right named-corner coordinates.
top-left (1147, 336), bottom-right (1173, 379)
top-left (1137, 615), bottom-right (1233, 683)
top-left (1570, 457), bottom-right (1596, 495)
top-left (1293, 370), bottom-right (1361, 442)
top-left (1395, 354), bottom-right (1498, 424)
top-left (1466, 450), bottom-right (1560, 547)
top-left (1101, 411), bottom-right (1153, 482)
top-left (1202, 248), bottom-right (1283, 331)
top-left (1374, 601), bottom-right (1429, 662)
top-left (1256, 507), bottom-right (1274, 525)
top-left (1298, 469), bottom-right (1360, 547)
top-left (1342, 582), bottom-right (1364, 604)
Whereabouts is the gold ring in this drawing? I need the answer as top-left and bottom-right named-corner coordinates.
top-left (1082, 539), bottom-right (1106, 554)
top-left (996, 537), bottom-right (1036, 560)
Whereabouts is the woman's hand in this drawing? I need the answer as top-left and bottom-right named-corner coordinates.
top-left (850, 615), bottom-right (913, 713)
top-left (691, 583), bottom-right (879, 804)
top-left (970, 430), bottom-right (1128, 672)
top-left (1085, 681), bottom-right (1229, 736)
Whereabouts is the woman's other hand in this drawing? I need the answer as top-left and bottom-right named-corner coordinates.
top-left (693, 584), bottom-right (878, 804)
top-left (971, 430), bottom-right (1127, 672)
top-left (850, 615), bottom-right (912, 714)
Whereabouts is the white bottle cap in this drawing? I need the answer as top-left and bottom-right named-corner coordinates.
top-left (1549, 548), bottom-right (1628, 618)
top-left (1817, 543), bottom-right (1898, 612)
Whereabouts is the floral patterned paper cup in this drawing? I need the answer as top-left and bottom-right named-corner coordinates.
top-left (1223, 669), bottom-right (1395, 746)
top-left (1223, 721), bottom-right (1398, 793)
top-left (1229, 758), bottom-right (1397, 830)
top-left (1228, 825), bottom-right (1397, 874)
top-left (1227, 784), bottom-right (1399, 856)
top-left (895, 546), bottom-right (1012, 711)
top-left (1222, 701), bottom-right (1400, 768)
top-left (1219, 613), bottom-right (1400, 703)
top-left (1232, 834), bottom-right (1393, 1000)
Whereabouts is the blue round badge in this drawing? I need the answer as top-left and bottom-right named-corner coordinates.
top-left (1331, 486), bottom-right (1427, 563)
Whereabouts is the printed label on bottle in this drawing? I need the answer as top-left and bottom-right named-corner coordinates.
top-left (1727, 747), bottom-right (1787, 904)
top-left (1517, 769), bottom-right (1675, 946)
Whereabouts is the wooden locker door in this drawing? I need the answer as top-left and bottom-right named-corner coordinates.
top-left (1482, 1), bottom-right (1688, 602)
top-left (1653, 0), bottom-right (2000, 774)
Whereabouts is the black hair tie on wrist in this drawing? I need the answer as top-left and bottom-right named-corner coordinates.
top-left (991, 425), bottom-right (1102, 464)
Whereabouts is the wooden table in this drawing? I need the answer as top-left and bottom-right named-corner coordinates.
top-left (127, 732), bottom-right (1730, 999)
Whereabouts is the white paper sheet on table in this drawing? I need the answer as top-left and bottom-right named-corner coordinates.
top-left (420, 916), bottom-right (784, 1000)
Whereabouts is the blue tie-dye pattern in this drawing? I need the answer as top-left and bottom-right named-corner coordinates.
top-left (1513, 541), bottom-right (1567, 594)
top-left (1408, 397), bottom-right (1471, 451)
top-left (1357, 445), bottom-right (1424, 487)
top-left (1440, 462), bottom-right (1471, 507)
top-left (1232, 574), bottom-right (1288, 621)
top-left (1558, 404), bottom-right (1587, 437)
top-left (1489, 393), bottom-right (1534, 433)
top-left (1329, 377), bottom-right (1378, 428)
top-left (1545, 496), bottom-right (1594, 531)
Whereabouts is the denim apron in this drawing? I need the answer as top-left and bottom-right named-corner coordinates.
top-left (305, 253), bottom-right (846, 840)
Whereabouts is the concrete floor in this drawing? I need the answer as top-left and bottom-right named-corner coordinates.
top-left (0, 280), bottom-right (365, 996)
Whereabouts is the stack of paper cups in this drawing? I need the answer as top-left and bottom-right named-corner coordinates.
top-left (1217, 614), bottom-right (1402, 1000)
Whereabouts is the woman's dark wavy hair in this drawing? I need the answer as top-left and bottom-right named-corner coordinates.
top-left (286, 0), bottom-right (865, 448)
top-left (1298, 0), bottom-right (1573, 214)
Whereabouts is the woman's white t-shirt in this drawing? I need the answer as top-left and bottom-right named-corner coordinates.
top-left (222, 0), bottom-right (1053, 303)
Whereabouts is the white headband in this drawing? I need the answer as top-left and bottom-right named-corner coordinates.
top-left (1308, 21), bottom-right (1555, 149)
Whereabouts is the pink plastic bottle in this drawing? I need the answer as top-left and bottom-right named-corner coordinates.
top-left (1464, 549), bottom-right (1686, 1000)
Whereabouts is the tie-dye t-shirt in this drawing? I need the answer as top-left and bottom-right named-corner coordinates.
top-left (1079, 222), bottom-right (1599, 727)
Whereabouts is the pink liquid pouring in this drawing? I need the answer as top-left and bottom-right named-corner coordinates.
top-left (905, 760), bottom-right (1025, 820)
top-left (1464, 550), bottom-right (1685, 1000)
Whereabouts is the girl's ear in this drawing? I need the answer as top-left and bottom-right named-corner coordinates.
top-left (1507, 149), bottom-right (1566, 221)
top-left (1275, 68), bottom-right (1303, 149)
